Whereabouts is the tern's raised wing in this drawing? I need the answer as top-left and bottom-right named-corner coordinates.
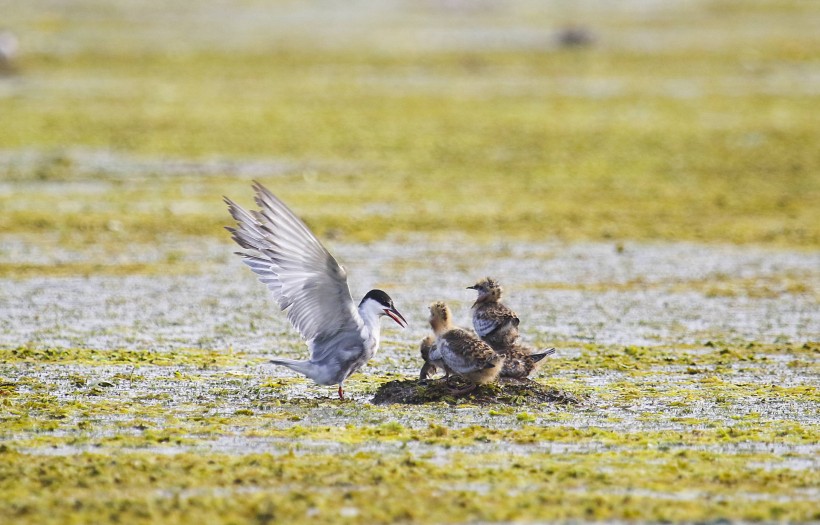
top-left (225, 182), bottom-right (361, 356)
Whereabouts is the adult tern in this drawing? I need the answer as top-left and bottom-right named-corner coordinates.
top-left (224, 182), bottom-right (407, 399)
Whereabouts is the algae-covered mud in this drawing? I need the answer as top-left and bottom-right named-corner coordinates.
top-left (2, 0), bottom-right (820, 523)
top-left (1, 238), bottom-right (818, 523)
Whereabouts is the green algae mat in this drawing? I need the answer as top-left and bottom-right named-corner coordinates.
top-left (2, 0), bottom-right (819, 523)
top-left (2, 244), bottom-right (817, 524)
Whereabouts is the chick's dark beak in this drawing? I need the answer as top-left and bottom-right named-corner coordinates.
top-left (384, 306), bottom-right (407, 328)
top-left (466, 285), bottom-right (477, 290)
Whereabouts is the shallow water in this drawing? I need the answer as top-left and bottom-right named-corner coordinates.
top-left (2, 238), bottom-right (817, 431)
top-left (2, 237), bottom-right (817, 351)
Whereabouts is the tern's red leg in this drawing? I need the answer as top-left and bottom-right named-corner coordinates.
top-left (338, 385), bottom-right (344, 400)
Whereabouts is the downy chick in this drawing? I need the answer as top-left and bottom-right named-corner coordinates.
top-left (499, 344), bottom-right (555, 379)
top-left (468, 277), bottom-right (520, 352)
top-left (428, 301), bottom-right (504, 393)
top-left (418, 335), bottom-right (443, 381)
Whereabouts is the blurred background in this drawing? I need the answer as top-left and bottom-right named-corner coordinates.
top-left (1, 0), bottom-right (818, 277)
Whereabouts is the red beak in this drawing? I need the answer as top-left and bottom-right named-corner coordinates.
top-left (384, 306), bottom-right (407, 328)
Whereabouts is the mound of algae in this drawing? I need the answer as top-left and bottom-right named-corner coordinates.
top-left (372, 377), bottom-right (583, 406)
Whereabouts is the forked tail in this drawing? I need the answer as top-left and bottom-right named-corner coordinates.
top-left (531, 348), bottom-right (556, 363)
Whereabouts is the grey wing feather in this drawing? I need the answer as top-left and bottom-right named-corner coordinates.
top-left (472, 314), bottom-right (500, 337)
top-left (473, 303), bottom-right (518, 337)
top-left (225, 182), bottom-right (362, 361)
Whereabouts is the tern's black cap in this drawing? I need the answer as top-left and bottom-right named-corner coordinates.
top-left (360, 289), bottom-right (394, 307)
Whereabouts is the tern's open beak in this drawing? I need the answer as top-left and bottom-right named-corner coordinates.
top-left (384, 306), bottom-right (407, 328)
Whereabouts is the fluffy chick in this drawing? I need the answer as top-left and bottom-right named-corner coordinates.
top-left (468, 277), bottom-right (520, 352)
top-left (428, 301), bottom-right (504, 392)
top-left (499, 344), bottom-right (555, 379)
top-left (419, 335), bottom-right (443, 381)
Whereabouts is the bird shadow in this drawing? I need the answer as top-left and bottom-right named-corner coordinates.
top-left (371, 377), bottom-right (583, 406)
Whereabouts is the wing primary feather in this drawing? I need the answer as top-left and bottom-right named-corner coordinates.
top-left (252, 181), bottom-right (317, 238)
top-left (225, 183), bottom-right (361, 357)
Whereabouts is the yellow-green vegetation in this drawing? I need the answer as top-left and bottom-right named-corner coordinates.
top-left (531, 272), bottom-right (818, 299)
top-left (1, 1), bottom-right (819, 253)
top-left (0, 260), bottom-right (197, 278)
top-left (1, 449), bottom-right (817, 524)
top-left (2, 346), bottom-right (247, 366)
top-left (2, 340), bottom-right (818, 523)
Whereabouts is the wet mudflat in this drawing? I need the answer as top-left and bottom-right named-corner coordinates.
top-left (1, 237), bottom-right (818, 523)
top-left (2, 0), bottom-right (819, 522)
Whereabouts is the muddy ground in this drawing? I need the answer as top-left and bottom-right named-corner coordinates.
top-left (1, 236), bottom-right (818, 523)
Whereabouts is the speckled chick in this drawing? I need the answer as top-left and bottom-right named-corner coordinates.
top-left (468, 277), bottom-right (520, 352)
top-left (418, 335), bottom-right (443, 381)
top-left (428, 301), bottom-right (504, 387)
top-left (499, 344), bottom-right (555, 379)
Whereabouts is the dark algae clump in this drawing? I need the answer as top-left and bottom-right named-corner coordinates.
top-left (372, 377), bottom-right (583, 406)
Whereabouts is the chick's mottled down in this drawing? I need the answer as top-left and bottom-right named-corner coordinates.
top-left (468, 277), bottom-right (556, 379)
top-left (468, 277), bottom-right (520, 352)
top-left (499, 344), bottom-right (555, 379)
top-left (418, 335), bottom-right (442, 380)
top-left (427, 301), bottom-right (504, 386)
